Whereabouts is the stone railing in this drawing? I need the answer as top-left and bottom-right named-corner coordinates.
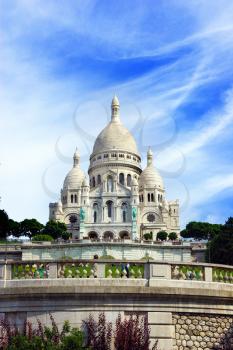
top-left (0, 260), bottom-right (232, 283)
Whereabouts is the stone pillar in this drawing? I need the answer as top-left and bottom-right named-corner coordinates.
top-left (149, 263), bottom-right (171, 281)
top-left (148, 312), bottom-right (174, 350)
top-left (204, 266), bottom-right (212, 282)
top-left (49, 262), bottom-right (58, 279)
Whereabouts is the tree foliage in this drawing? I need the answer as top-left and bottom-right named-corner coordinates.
top-left (0, 315), bottom-right (89, 350)
top-left (8, 219), bottom-right (21, 237)
top-left (143, 232), bottom-right (153, 240)
top-left (20, 219), bottom-right (44, 239)
top-left (180, 221), bottom-right (221, 240)
top-left (32, 234), bottom-right (53, 242)
top-left (0, 209), bottom-right (9, 240)
top-left (43, 221), bottom-right (67, 240)
top-left (156, 231), bottom-right (168, 241)
top-left (207, 217), bottom-right (233, 265)
top-left (168, 232), bottom-right (178, 240)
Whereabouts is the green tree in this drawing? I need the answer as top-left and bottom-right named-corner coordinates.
top-left (180, 221), bottom-right (221, 240)
top-left (43, 220), bottom-right (67, 240)
top-left (207, 217), bottom-right (233, 265)
top-left (143, 232), bottom-right (153, 240)
top-left (32, 234), bottom-right (53, 242)
top-left (61, 231), bottom-right (71, 241)
top-left (168, 232), bottom-right (178, 240)
top-left (0, 209), bottom-right (9, 240)
top-left (8, 219), bottom-right (21, 237)
top-left (156, 231), bottom-right (168, 241)
top-left (20, 219), bottom-right (44, 239)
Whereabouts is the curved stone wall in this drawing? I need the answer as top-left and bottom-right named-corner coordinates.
top-left (1, 260), bottom-right (233, 350)
top-left (173, 313), bottom-right (233, 350)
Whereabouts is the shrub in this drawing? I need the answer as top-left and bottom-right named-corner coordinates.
top-left (83, 313), bottom-right (112, 350)
top-left (114, 313), bottom-right (157, 350)
top-left (99, 255), bottom-right (115, 260)
top-left (156, 231), bottom-right (168, 241)
top-left (61, 231), bottom-right (71, 241)
top-left (143, 232), bottom-right (152, 240)
top-left (0, 315), bottom-right (89, 350)
top-left (168, 232), bottom-right (178, 240)
top-left (32, 234), bottom-right (53, 242)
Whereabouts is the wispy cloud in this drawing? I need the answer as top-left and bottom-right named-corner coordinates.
top-left (1, 0), bottom-right (233, 226)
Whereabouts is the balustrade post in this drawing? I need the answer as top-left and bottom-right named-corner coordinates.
top-left (97, 263), bottom-right (105, 278)
top-left (0, 263), bottom-right (4, 280)
top-left (204, 266), bottom-right (213, 282)
top-left (49, 262), bottom-right (58, 279)
top-left (5, 263), bottom-right (12, 280)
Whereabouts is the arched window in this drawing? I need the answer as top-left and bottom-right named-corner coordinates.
top-left (97, 174), bottom-right (101, 185)
top-left (106, 200), bottom-right (113, 218)
top-left (142, 194), bottom-right (144, 202)
top-left (93, 203), bottom-right (98, 223)
top-left (151, 193), bottom-right (154, 202)
top-left (121, 203), bottom-right (127, 223)
top-left (127, 174), bottom-right (131, 186)
top-left (92, 177), bottom-right (96, 187)
top-left (71, 194), bottom-right (73, 203)
top-left (119, 173), bottom-right (124, 185)
top-left (107, 176), bottom-right (113, 192)
top-left (158, 194), bottom-right (160, 202)
top-left (148, 193), bottom-right (151, 202)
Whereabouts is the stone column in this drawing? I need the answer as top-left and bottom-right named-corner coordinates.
top-left (148, 312), bottom-right (174, 350)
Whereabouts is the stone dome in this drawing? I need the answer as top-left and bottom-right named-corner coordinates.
top-left (63, 149), bottom-right (85, 190)
top-left (92, 96), bottom-right (139, 156)
top-left (139, 148), bottom-right (163, 189)
top-left (139, 165), bottom-right (163, 189)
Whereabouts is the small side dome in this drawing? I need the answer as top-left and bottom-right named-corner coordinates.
top-left (63, 149), bottom-right (85, 190)
top-left (139, 148), bottom-right (163, 189)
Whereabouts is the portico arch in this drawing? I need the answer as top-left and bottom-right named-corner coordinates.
top-left (103, 231), bottom-right (114, 240)
top-left (119, 231), bottom-right (130, 239)
top-left (88, 231), bottom-right (99, 240)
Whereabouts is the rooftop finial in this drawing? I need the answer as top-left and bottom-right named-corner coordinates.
top-left (147, 147), bottom-right (153, 166)
top-left (73, 147), bottom-right (80, 167)
top-left (111, 95), bottom-right (120, 122)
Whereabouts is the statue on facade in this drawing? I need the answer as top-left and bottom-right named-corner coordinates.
top-left (132, 207), bottom-right (137, 221)
top-left (80, 207), bottom-right (85, 221)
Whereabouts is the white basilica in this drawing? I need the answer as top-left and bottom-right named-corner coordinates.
top-left (49, 96), bottom-right (180, 240)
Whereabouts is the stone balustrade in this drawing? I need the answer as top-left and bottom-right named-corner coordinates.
top-left (0, 259), bottom-right (232, 283)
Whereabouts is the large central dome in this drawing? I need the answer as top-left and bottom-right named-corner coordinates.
top-left (91, 96), bottom-right (139, 157)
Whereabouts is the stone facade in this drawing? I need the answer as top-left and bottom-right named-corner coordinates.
top-left (49, 96), bottom-right (179, 240)
top-left (173, 313), bottom-right (233, 350)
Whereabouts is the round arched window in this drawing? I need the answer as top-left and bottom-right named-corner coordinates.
top-left (147, 213), bottom-right (156, 223)
top-left (69, 215), bottom-right (77, 224)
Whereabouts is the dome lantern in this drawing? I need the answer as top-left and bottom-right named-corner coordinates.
top-left (73, 148), bottom-right (80, 167)
top-left (111, 95), bottom-right (120, 123)
top-left (147, 147), bottom-right (153, 166)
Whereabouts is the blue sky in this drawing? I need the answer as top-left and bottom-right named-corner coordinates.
top-left (1, 0), bottom-right (233, 227)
